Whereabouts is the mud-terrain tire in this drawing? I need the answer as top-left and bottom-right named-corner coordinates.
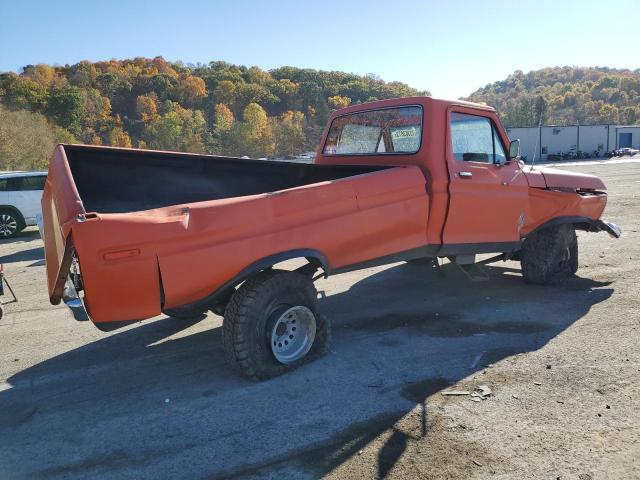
top-left (520, 224), bottom-right (578, 284)
top-left (223, 269), bottom-right (331, 380)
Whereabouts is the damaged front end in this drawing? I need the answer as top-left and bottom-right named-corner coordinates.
top-left (522, 165), bottom-right (621, 240)
top-left (587, 219), bottom-right (622, 238)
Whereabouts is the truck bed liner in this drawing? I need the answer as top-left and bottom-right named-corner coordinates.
top-left (66, 146), bottom-right (388, 213)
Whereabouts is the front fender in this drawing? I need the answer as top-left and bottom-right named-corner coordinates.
top-left (526, 216), bottom-right (621, 239)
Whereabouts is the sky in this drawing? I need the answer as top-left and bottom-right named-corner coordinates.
top-left (1, 0), bottom-right (639, 99)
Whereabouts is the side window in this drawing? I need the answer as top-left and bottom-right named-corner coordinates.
top-left (323, 106), bottom-right (422, 155)
top-left (5, 176), bottom-right (46, 191)
top-left (450, 112), bottom-right (505, 164)
top-left (7, 177), bottom-right (23, 191)
top-left (19, 176), bottom-right (46, 190)
top-left (0, 179), bottom-right (6, 191)
top-left (493, 128), bottom-right (507, 164)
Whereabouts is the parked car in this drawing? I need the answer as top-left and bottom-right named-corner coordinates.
top-left (613, 147), bottom-right (640, 157)
top-left (41, 97), bottom-right (620, 380)
top-left (0, 171), bottom-right (47, 238)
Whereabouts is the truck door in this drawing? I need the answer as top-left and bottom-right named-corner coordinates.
top-left (442, 109), bottom-right (528, 250)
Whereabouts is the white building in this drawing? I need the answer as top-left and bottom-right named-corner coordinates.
top-left (506, 124), bottom-right (640, 161)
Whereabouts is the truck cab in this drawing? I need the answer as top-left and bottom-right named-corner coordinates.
top-left (316, 97), bottom-right (619, 257)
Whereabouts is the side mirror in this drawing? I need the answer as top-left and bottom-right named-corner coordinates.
top-left (509, 139), bottom-right (520, 160)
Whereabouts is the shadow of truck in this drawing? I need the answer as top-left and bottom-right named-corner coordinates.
top-left (0, 261), bottom-right (612, 479)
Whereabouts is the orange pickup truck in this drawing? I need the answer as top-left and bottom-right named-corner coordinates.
top-left (41, 97), bottom-right (620, 379)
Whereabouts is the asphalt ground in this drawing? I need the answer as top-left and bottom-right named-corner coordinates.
top-left (0, 160), bottom-right (638, 479)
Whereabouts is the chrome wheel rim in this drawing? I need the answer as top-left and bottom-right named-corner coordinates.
top-left (270, 306), bottom-right (316, 364)
top-left (0, 214), bottom-right (17, 237)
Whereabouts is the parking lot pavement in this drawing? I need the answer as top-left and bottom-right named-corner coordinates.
top-left (0, 162), bottom-right (639, 479)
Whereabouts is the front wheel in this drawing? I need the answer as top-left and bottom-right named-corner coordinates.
top-left (222, 269), bottom-right (330, 380)
top-left (520, 225), bottom-right (578, 285)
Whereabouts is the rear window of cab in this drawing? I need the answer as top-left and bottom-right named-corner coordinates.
top-left (323, 105), bottom-right (423, 155)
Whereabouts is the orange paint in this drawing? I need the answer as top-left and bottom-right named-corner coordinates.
top-left (42, 97), bottom-right (612, 328)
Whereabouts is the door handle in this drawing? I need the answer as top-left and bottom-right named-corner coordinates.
top-left (458, 171), bottom-right (473, 179)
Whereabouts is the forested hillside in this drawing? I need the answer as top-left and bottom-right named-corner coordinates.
top-left (4, 61), bottom-right (639, 171)
top-left (466, 67), bottom-right (640, 127)
top-left (0, 57), bottom-right (428, 170)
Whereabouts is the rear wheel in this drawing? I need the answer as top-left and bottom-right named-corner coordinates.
top-left (0, 210), bottom-right (23, 238)
top-left (223, 269), bottom-right (331, 380)
top-left (520, 224), bottom-right (578, 284)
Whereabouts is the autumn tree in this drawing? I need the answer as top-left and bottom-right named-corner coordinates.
top-left (246, 66), bottom-right (273, 85)
top-left (23, 64), bottom-right (57, 87)
top-left (598, 104), bottom-right (619, 123)
top-left (177, 75), bottom-right (207, 107)
top-left (109, 126), bottom-right (132, 148)
top-left (207, 103), bottom-right (235, 154)
top-left (1, 74), bottom-right (48, 110)
top-left (327, 95), bottom-right (351, 110)
top-left (67, 61), bottom-right (98, 88)
top-left (268, 78), bottom-right (300, 114)
top-left (234, 83), bottom-right (278, 116)
top-left (213, 79), bottom-right (237, 108)
top-left (143, 103), bottom-right (207, 152)
top-left (0, 104), bottom-right (75, 170)
top-left (214, 103), bottom-right (234, 132)
top-left (136, 94), bottom-right (159, 122)
top-left (274, 110), bottom-right (307, 156)
top-left (81, 89), bottom-right (111, 134)
top-left (233, 102), bottom-right (275, 157)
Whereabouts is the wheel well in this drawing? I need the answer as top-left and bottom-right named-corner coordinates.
top-left (161, 249), bottom-right (330, 316)
top-left (525, 216), bottom-right (595, 238)
top-left (0, 205), bottom-right (26, 228)
top-left (237, 249), bottom-right (329, 279)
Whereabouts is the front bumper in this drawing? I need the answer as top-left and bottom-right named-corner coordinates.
top-left (592, 220), bottom-right (622, 238)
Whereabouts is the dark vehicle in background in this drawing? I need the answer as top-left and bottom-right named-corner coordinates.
top-left (612, 147), bottom-right (640, 157)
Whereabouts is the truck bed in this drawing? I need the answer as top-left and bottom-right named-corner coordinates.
top-left (42, 144), bottom-right (430, 328)
top-left (67, 146), bottom-right (386, 213)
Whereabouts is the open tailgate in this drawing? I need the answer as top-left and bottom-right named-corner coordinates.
top-left (41, 145), bottom-right (85, 304)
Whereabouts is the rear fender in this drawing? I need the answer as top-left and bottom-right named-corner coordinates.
top-left (160, 248), bottom-right (330, 313)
